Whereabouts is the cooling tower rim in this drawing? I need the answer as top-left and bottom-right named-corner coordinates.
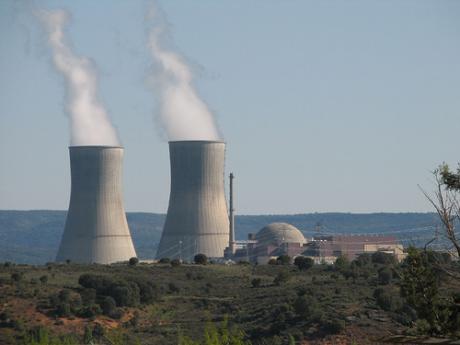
top-left (69, 145), bottom-right (124, 149)
top-left (168, 140), bottom-right (225, 144)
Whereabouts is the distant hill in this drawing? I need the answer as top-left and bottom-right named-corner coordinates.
top-left (0, 210), bottom-right (439, 264)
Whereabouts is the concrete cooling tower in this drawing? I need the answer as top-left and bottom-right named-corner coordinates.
top-left (156, 141), bottom-right (230, 261)
top-left (56, 146), bottom-right (137, 264)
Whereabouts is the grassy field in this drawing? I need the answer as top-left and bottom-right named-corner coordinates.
top-left (0, 252), bottom-right (459, 345)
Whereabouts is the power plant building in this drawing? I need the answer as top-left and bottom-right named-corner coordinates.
top-left (56, 146), bottom-right (137, 264)
top-left (156, 141), bottom-right (230, 261)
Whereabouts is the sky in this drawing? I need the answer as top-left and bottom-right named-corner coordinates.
top-left (0, 0), bottom-right (459, 215)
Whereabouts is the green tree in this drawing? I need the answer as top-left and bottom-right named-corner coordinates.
top-left (293, 256), bottom-right (314, 271)
top-left (194, 254), bottom-right (208, 265)
top-left (101, 296), bottom-right (116, 316)
top-left (399, 247), bottom-right (452, 334)
top-left (276, 255), bottom-right (291, 265)
top-left (129, 257), bottom-right (139, 266)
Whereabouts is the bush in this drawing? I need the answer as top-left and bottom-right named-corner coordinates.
top-left (39, 275), bottom-right (48, 284)
top-left (294, 256), bottom-right (314, 271)
top-left (274, 271), bottom-right (290, 286)
top-left (159, 258), bottom-right (170, 264)
top-left (251, 278), bottom-right (262, 288)
top-left (378, 267), bottom-right (392, 285)
top-left (334, 256), bottom-right (349, 271)
top-left (128, 257), bottom-right (139, 266)
top-left (194, 253), bottom-right (208, 265)
top-left (321, 318), bottom-right (345, 334)
top-left (276, 255), bottom-right (291, 265)
top-left (101, 296), bottom-right (116, 316)
top-left (293, 295), bottom-right (323, 322)
top-left (171, 259), bottom-right (181, 267)
top-left (268, 258), bottom-right (277, 265)
top-left (372, 251), bottom-right (396, 265)
top-left (11, 272), bottom-right (23, 282)
top-left (168, 282), bottom-right (180, 293)
top-left (79, 288), bottom-right (96, 306)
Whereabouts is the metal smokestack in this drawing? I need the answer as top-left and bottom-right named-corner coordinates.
top-left (56, 146), bottom-right (137, 264)
top-left (156, 141), bottom-right (230, 261)
top-left (229, 172), bottom-right (235, 254)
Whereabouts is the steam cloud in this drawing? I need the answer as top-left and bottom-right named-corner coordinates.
top-left (37, 9), bottom-right (120, 146)
top-left (147, 7), bottom-right (221, 141)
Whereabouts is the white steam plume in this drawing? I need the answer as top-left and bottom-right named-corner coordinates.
top-left (37, 9), bottom-right (120, 146)
top-left (147, 7), bottom-right (221, 141)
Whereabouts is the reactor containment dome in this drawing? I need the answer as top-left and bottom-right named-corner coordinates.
top-left (56, 146), bottom-right (137, 264)
top-left (256, 222), bottom-right (306, 246)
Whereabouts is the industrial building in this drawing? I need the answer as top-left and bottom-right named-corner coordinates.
top-left (228, 222), bottom-right (405, 264)
top-left (303, 235), bottom-right (406, 263)
top-left (56, 146), bottom-right (137, 264)
top-left (156, 141), bottom-right (230, 261)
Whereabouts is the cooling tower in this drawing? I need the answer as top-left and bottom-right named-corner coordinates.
top-left (156, 141), bottom-right (230, 261)
top-left (56, 146), bottom-right (137, 264)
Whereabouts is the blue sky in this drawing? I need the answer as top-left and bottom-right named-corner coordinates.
top-left (0, 0), bottom-right (459, 214)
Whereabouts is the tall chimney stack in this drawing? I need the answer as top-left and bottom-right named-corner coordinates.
top-left (229, 172), bottom-right (235, 254)
top-left (56, 146), bottom-right (137, 264)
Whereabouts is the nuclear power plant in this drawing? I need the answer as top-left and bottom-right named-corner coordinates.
top-left (56, 146), bottom-right (137, 264)
top-left (156, 141), bottom-right (230, 261)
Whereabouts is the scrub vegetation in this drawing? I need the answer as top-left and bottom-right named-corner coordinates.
top-left (0, 249), bottom-right (459, 345)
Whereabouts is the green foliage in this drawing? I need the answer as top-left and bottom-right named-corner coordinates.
top-left (195, 254), bottom-right (208, 265)
top-left (399, 247), bottom-right (452, 335)
top-left (178, 317), bottom-right (251, 345)
top-left (293, 256), bottom-right (314, 271)
top-left (129, 257), bottom-right (139, 266)
top-left (371, 251), bottom-right (396, 265)
top-left (293, 295), bottom-right (322, 322)
top-left (276, 255), bottom-right (291, 265)
top-left (78, 273), bottom-right (157, 307)
top-left (11, 272), bottom-right (23, 282)
top-left (273, 271), bottom-right (290, 286)
top-left (102, 296), bottom-right (117, 316)
top-left (21, 326), bottom-right (79, 345)
top-left (321, 318), bottom-right (345, 335)
top-left (378, 267), bottom-right (392, 285)
top-left (251, 278), bottom-right (261, 288)
top-left (440, 163), bottom-right (460, 190)
top-left (39, 275), bottom-right (48, 284)
top-left (334, 255), bottom-right (349, 271)
top-left (159, 257), bottom-right (171, 264)
top-left (171, 259), bottom-right (182, 267)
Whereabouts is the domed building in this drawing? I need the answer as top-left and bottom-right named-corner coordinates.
top-left (256, 222), bottom-right (306, 246)
top-left (231, 222), bottom-right (306, 264)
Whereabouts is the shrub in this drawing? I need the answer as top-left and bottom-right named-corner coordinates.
top-left (128, 257), bottom-right (139, 266)
top-left (168, 282), bottom-right (180, 293)
top-left (378, 267), bottom-right (392, 285)
top-left (251, 278), bottom-right (262, 288)
top-left (102, 296), bottom-right (116, 316)
top-left (80, 288), bottom-right (96, 306)
top-left (294, 256), bottom-right (314, 271)
top-left (273, 271), bottom-right (290, 286)
top-left (39, 275), bottom-right (48, 284)
top-left (159, 258), bottom-right (170, 264)
top-left (171, 259), bottom-right (181, 267)
top-left (276, 255), bottom-right (291, 265)
top-left (194, 253), bottom-right (208, 265)
top-left (268, 258), bottom-right (277, 265)
top-left (11, 272), bottom-right (23, 282)
top-left (321, 318), bottom-right (345, 334)
top-left (372, 251), bottom-right (396, 265)
top-left (334, 256), bottom-right (349, 271)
